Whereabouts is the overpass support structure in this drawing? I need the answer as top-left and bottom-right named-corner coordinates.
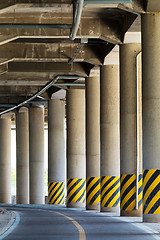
top-left (142, 12), bottom-right (160, 222)
top-left (16, 108), bottom-right (29, 204)
top-left (29, 106), bottom-right (45, 204)
top-left (0, 118), bottom-right (11, 203)
top-left (120, 43), bottom-right (142, 217)
top-left (100, 65), bottom-right (120, 215)
top-left (48, 99), bottom-right (66, 205)
top-left (66, 89), bottom-right (86, 208)
top-left (86, 76), bottom-right (100, 211)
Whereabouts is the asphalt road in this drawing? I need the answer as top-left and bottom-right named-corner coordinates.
top-left (2, 206), bottom-right (160, 240)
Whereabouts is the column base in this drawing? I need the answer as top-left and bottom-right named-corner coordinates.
top-left (101, 207), bottom-right (120, 216)
top-left (143, 214), bottom-right (160, 223)
top-left (0, 195), bottom-right (11, 204)
top-left (30, 198), bottom-right (45, 205)
top-left (67, 202), bottom-right (85, 208)
top-left (121, 209), bottom-right (142, 217)
top-left (86, 203), bottom-right (100, 211)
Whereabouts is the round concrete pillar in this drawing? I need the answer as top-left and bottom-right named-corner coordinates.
top-left (48, 99), bottom-right (66, 205)
top-left (16, 108), bottom-right (29, 204)
top-left (86, 76), bottom-right (100, 211)
top-left (67, 89), bottom-right (86, 208)
top-left (120, 43), bottom-right (142, 216)
top-left (100, 65), bottom-right (120, 215)
top-left (142, 13), bottom-right (160, 222)
top-left (0, 118), bottom-right (11, 203)
top-left (29, 106), bottom-right (44, 204)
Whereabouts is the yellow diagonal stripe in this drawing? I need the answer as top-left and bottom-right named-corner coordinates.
top-left (120, 175), bottom-right (136, 197)
top-left (49, 182), bottom-right (61, 201)
top-left (87, 183), bottom-right (100, 205)
top-left (72, 185), bottom-right (85, 203)
top-left (101, 176), bottom-right (112, 188)
top-left (120, 174), bottom-right (127, 184)
top-left (86, 177), bottom-right (100, 194)
top-left (67, 178), bottom-right (79, 191)
top-left (121, 186), bottom-right (136, 210)
top-left (52, 184), bottom-right (64, 204)
top-left (144, 191), bottom-right (160, 214)
top-left (101, 183), bottom-right (120, 207)
top-left (143, 175), bottom-right (160, 206)
top-left (102, 183), bottom-right (120, 205)
top-left (68, 180), bottom-right (84, 199)
top-left (126, 199), bottom-right (136, 211)
top-left (143, 169), bottom-right (156, 190)
top-left (108, 191), bottom-right (120, 208)
top-left (101, 177), bottom-right (119, 197)
top-left (48, 182), bottom-right (56, 194)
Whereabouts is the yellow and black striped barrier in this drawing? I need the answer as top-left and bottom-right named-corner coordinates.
top-left (48, 182), bottom-right (65, 204)
top-left (86, 177), bottom-right (100, 206)
top-left (120, 174), bottom-right (136, 211)
top-left (120, 174), bottom-right (142, 212)
top-left (101, 176), bottom-right (120, 208)
top-left (138, 174), bottom-right (143, 210)
top-left (143, 169), bottom-right (160, 214)
top-left (67, 178), bottom-right (85, 204)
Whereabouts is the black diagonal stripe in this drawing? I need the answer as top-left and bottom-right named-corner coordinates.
top-left (88, 189), bottom-right (100, 205)
top-left (138, 174), bottom-right (142, 181)
top-left (143, 170), bottom-right (160, 197)
top-left (148, 198), bottom-right (160, 214)
top-left (48, 182), bottom-right (52, 190)
top-left (48, 182), bottom-right (58, 196)
top-left (121, 192), bottom-right (136, 211)
top-left (101, 176), bottom-right (115, 193)
top-left (138, 198), bottom-right (142, 208)
top-left (121, 179), bottom-right (136, 202)
top-left (138, 185), bottom-right (142, 195)
top-left (49, 182), bottom-right (63, 203)
top-left (87, 179), bottom-right (100, 198)
top-left (67, 179), bottom-right (81, 195)
top-left (120, 175), bottom-right (133, 191)
top-left (86, 177), bottom-right (95, 187)
top-left (101, 178), bottom-right (120, 203)
top-left (143, 169), bottom-right (149, 181)
top-left (76, 187), bottom-right (86, 203)
top-left (67, 179), bottom-right (73, 187)
top-left (52, 187), bottom-right (64, 205)
top-left (143, 182), bottom-right (160, 213)
top-left (113, 197), bottom-right (120, 207)
top-left (68, 180), bottom-right (85, 203)
top-left (103, 186), bottom-right (120, 207)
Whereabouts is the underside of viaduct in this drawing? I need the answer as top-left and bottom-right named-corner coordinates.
top-left (0, 0), bottom-right (159, 224)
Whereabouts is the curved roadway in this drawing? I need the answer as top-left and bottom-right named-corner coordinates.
top-left (1, 205), bottom-right (159, 240)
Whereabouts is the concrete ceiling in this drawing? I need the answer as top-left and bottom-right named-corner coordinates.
top-left (0, 0), bottom-right (156, 116)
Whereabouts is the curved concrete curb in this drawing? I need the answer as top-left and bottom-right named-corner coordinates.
top-left (0, 211), bottom-right (20, 240)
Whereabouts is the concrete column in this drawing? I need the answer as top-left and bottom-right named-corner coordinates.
top-left (120, 43), bottom-right (141, 216)
top-left (67, 89), bottom-right (86, 208)
top-left (29, 106), bottom-right (44, 204)
top-left (100, 65), bottom-right (120, 215)
top-left (16, 108), bottom-right (29, 204)
top-left (86, 76), bottom-right (100, 210)
top-left (0, 118), bottom-right (11, 203)
top-left (48, 99), bottom-right (66, 205)
top-left (137, 52), bottom-right (143, 212)
top-left (142, 13), bottom-right (160, 222)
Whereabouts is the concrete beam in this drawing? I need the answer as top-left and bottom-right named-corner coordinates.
top-left (0, 35), bottom-right (19, 45)
top-left (0, 86), bottom-right (43, 97)
top-left (0, 18), bottom-right (124, 44)
top-left (0, 42), bottom-right (106, 65)
top-left (118, 0), bottom-right (145, 14)
top-left (8, 62), bottom-right (92, 77)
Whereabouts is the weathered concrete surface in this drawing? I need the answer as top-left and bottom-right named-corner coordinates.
top-left (16, 108), bottom-right (29, 204)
